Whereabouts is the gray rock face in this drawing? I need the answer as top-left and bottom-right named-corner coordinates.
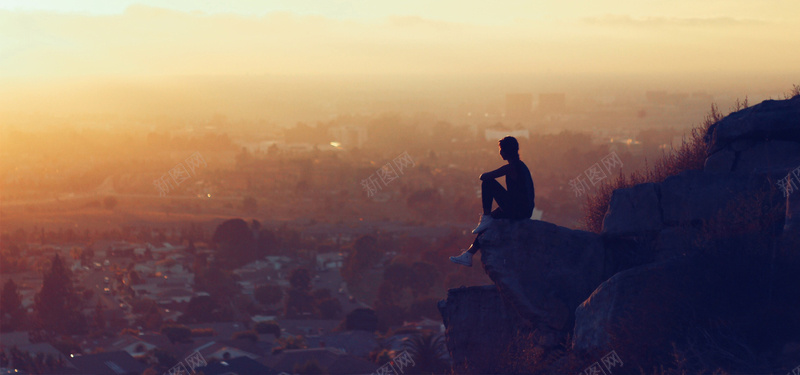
top-left (440, 96), bottom-right (800, 373)
top-left (706, 96), bottom-right (800, 154)
top-left (734, 140), bottom-right (800, 174)
top-left (478, 219), bottom-right (605, 331)
top-left (438, 286), bottom-right (526, 374)
top-left (704, 147), bottom-right (736, 172)
top-left (573, 259), bottom-right (710, 353)
top-left (659, 170), bottom-right (782, 226)
top-left (704, 96), bottom-right (800, 174)
top-left (602, 182), bottom-right (663, 236)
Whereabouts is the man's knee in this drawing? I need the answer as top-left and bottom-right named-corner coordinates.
top-left (482, 178), bottom-right (500, 189)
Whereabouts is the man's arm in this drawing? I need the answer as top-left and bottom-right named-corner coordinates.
top-left (479, 164), bottom-right (511, 180)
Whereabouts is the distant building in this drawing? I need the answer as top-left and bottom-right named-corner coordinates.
top-left (328, 126), bottom-right (367, 149)
top-left (316, 252), bottom-right (344, 271)
top-left (484, 129), bottom-right (530, 141)
top-left (68, 351), bottom-right (147, 375)
top-left (505, 93), bottom-right (533, 120)
top-left (538, 93), bottom-right (566, 113)
top-left (646, 91), bottom-right (688, 106)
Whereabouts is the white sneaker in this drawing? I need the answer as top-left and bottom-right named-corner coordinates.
top-left (449, 251), bottom-right (473, 267)
top-left (471, 214), bottom-right (493, 234)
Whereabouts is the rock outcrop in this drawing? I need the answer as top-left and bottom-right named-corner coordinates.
top-left (439, 95), bottom-right (800, 374)
top-left (705, 96), bottom-right (800, 174)
top-left (477, 219), bottom-right (605, 333)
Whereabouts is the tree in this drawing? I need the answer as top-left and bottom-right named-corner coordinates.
top-left (317, 298), bottom-right (342, 319)
top-left (255, 285), bottom-right (284, 306)
top-left (178, 295), bottom-right (221, 324)
top-left (342, 235), bottom-right (382, 285)
top-left (194, 261), bottom-right (241, 305)
top-left (312, 288), bottom-right (332, 301)
top-left (341, 308), bottom-right (378, 332)
top-left (1, 279), bottom-right (25, 332)
top-left (294, 359), bottom-right (328, 375)
top-left (160, 324), bottom-right (191, 343)
top-left (277, 335), bottom-right (307, 350)
top-left (232, 330), bottom-right (258, 343)
top-left (211, 218), bottom-right (256, 267)
top-left (254, 321), bottom-right (281, 338)
top-left (403, 332), bottom-right (449, 375)
top-left (289, 268), bottom-right (312, 292)
top-left (285, 268), bottom-right (315, 318)
top-left (383, 262), bottom-right (416, 291)
top-left (408, 297), bottom-right (443, 321)
top-left (284, 288), bottom-right (316, 319)
top-left (410, 262), bottom-right (439, 297)
top-left (93, 301), bottom-right (106, 333)
top-left (33, 254), bottom-right (86, 335)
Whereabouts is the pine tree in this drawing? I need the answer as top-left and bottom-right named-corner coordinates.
top-left (33, 254), bottom-right (86, 335)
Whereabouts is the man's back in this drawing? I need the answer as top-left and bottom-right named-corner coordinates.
top-left (506, 159), bottom-right (535, 217)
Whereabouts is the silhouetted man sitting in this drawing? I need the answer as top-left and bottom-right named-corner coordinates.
top-left (450, 136), bottom-right (535, 267)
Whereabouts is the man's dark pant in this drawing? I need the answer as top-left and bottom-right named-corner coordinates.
top-left (469, 179), bottom-right (532, 254)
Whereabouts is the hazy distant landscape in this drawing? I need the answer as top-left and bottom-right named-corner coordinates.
top-left (2, 1), bottom-right (799, 374)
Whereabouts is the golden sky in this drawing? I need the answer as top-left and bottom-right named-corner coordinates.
top-left (1, 0), bottom-right (799, 78)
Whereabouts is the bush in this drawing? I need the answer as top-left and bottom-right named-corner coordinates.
top-left (254, 321), bottom-right (281, 338)
top-left (190, 328), bottom-right (215, 337)
top-left (581, 102), bottom-right (725, 233)
top-left (160, 324), bottom-right (191, 343)
top-left (232, 330), bottom-right (258, 343)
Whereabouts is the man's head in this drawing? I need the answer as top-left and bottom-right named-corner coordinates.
top-left (499, 136), bottom-right (520, 160)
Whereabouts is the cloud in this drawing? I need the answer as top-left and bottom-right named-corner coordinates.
top-left (583, 14), bottom-right (769, 27)
top-left (0, 4), bottom-right (797, 79)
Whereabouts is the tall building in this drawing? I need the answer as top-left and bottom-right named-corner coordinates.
top-left (538, 93), bottom-right (566, 113)
top-left (328, 126), bottom-right (367, 149)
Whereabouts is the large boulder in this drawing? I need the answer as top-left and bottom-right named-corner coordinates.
top-left (659, 170), bottom-right (783, 226)
top-left (477, 219), bottom-right (605, 332)
top-left (705, 96), bottom-right (800, 174)
top-left (602, 182), bottom-right (663, 236)
top-left (573, 259), bottom-right (712, 360)
top-left (705, 96), bottom-right (800, 154)
top-left (438, 286), bottom-right (527, 374)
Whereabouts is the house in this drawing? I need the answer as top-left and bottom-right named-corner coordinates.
top-left (400, 318), bottom-right (445, 333)
top-left (305, 330), bottom-right (379, 358)
top-left (67, 351), bottom-right (147, 375)
top-left (107, 335), bottom-right (160, 359)
top-left (315, 252), bottom-right (344, 271)
top-left (267, 348), bottom-right (378, 375)
top-left (156, 288), bottom-right (194, 305)
top-left (277, 319), bottom-right (340, 337)
top-left (195, 356), bottom-right (278, 375)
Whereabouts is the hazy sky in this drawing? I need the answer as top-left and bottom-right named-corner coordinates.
top-left (1, 0), bottom-right (799, 78)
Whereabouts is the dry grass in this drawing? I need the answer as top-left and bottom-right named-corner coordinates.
top-left (576, 82), bottom-right (800, 234)
top-left (580, 104), bottom-right (723, 233)
top-left (785, 84), bottom-right (800, 99)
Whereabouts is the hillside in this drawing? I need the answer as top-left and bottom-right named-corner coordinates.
top-left (439, 96), bottom-right (800, 374)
